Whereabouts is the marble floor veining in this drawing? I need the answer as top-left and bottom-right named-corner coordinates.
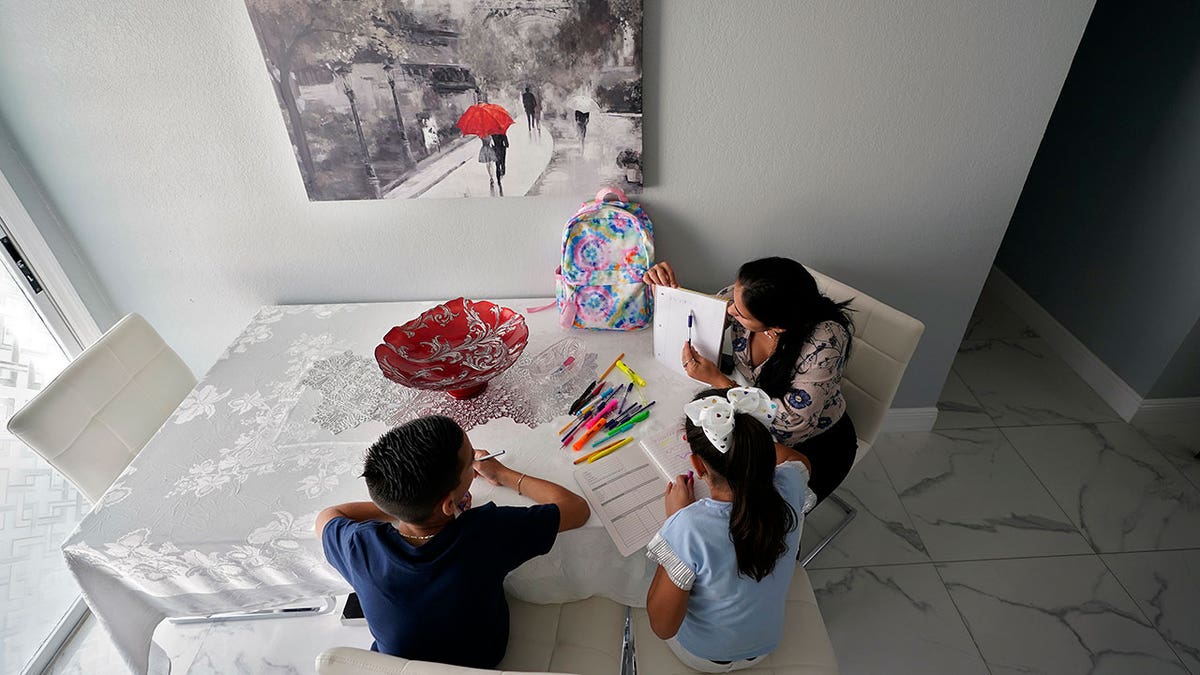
top-left (43, 283), bottom-right (1200, 674)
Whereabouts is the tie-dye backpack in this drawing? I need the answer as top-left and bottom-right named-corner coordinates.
top-left (554, 187), bottom-right (655, 330)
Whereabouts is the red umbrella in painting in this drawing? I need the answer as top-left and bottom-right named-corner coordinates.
top-left (456, 103), bottom-right (515, 138)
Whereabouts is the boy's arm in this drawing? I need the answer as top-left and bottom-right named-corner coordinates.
top-left (646, 565), bottom-right (689, 639)
top-left (315, 501), bottom-right (393, 538)
top-left (473, 455), bottom-right (590, 532)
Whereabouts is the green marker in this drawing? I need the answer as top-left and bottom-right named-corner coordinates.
top-left (603, 410), bottom-right (651, 440)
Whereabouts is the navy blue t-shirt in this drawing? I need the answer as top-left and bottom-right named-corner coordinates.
top-left (322, 502), bottom-right (560, 669)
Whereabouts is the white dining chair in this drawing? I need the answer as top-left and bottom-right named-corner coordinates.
top-left (7, 313), bottom-right (196, 503)
top-left (801, 268), bottom-right (925, 566)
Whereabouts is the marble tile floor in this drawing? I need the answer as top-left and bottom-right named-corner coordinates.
top-left (44, 288), bottom-right (1200, 674)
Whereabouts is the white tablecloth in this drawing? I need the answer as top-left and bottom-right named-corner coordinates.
top-left (62, 299), bottom-right (702, 674)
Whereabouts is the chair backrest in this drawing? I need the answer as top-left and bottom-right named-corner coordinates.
top-left (807, 268), bottom-right (924, 460)
top-left (315, 648), bottom-right (579, 675)
top-left (6, 313), bottom-right (196, 503)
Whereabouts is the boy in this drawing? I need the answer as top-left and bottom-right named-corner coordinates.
top-left (316, 415), bottom-right (590, 669)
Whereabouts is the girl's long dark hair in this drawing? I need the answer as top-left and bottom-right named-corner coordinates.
top-left (685, 388), bottom-right (797, 581)
top-left (737, 257), bottom-right (854, 400)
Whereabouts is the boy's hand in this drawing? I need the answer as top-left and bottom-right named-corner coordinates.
top-left (472, 449), bottom-right (513, 486)
top-left (664, 475), bottom-right (695, 517)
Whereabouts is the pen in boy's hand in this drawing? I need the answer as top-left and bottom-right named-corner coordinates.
top-left (475, 449), bottom-right (506, 461)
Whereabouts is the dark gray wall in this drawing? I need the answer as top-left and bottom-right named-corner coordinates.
top-left (1150, 319), bottom-right (1200, 399)
top-left (996, 0), bottom-right (1200, 398)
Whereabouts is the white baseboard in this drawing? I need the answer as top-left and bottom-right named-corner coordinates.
top-left (1130, 397), bottom-right (1200, 426)
top-left (987, 267), bottom-right (1163, 424)
top-left (881, 407), bottom-right (938, 433)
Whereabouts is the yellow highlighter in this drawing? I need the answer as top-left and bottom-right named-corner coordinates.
top-left (586, 437), bottom-right (634, 463)
top-left (615, 360), bottom-right (646, 387)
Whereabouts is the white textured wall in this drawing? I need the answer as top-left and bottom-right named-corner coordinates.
top-left (0, 0), bottom-right (1094, 407)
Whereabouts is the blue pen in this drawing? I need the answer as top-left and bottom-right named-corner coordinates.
top-left (687, 311), bottom-right (695, 344)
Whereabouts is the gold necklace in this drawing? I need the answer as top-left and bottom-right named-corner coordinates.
top-left (398, 527), bottom-right (443, 541)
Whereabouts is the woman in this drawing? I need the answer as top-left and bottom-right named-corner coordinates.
top-left (643, 257), bottom-right (856, 503)
top-left (477, 137), bottom-right (496, 188)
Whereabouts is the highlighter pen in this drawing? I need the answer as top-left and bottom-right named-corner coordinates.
top-left (615, 360), bottom-right (647, 387)
top-left (587, 437), bottom-right (634, 463)
top-left (574, 436), bottom-right (630, 464)
top-left (602, 409), bottom-right (651, 440)
top-left (573, 419), bottom-right (608, 451)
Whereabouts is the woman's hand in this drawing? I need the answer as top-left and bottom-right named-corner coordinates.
top-left (665, 475), bottom-right (695, 517)
top-left (681, 342), bottom-right (734, 387)
top-left (643, 262), bottom-right (678, 288)
top-left (472, 449), bottom-right (514, 486)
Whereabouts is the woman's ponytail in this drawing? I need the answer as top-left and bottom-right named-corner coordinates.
top-left (685, 392), bottom-right (797, 581)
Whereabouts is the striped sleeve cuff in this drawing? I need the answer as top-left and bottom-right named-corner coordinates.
top-left (646, 532), bottom-right (695, 591)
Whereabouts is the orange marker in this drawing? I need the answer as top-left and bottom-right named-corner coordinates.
top-left (599, 353), bottom-right (625, 382)
top-left (573, 419), bottom-right (607, 451)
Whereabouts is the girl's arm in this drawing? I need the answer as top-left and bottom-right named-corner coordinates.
top-left (646, 565), bottom-right (690, 639)
top-left (775, 442), bottom-right (812, 472)
top-left (473, 457), bottom-right (591, 532)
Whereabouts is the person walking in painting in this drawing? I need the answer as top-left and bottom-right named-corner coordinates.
top-left (478, 136), bottom-right (497, 190)
top-left (491, 133), bottom-right (509, 179)
top-left (421, 116), bottom-right (441, 155)
top-left (575, 110), bottom-right (590, 153)
top-left (522, 86), bottom-right (538, 133)
top-left (533, 100), bottom-right (543, 136)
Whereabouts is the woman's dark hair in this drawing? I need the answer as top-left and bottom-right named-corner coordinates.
top-left (362, 415), bottom-right (465, 523)
top-left (737, 257), bottom-right (854, 399)
top-left (685, 388), bottom-right (797, 581)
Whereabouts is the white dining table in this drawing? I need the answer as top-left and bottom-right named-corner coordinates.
top-left (61, 299), bottom-right (703, 674)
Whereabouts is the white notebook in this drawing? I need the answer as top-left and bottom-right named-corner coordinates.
top-left (574, 426), bottom-right (708, 556)
top-left (653, 285), bottom-right (728, 381)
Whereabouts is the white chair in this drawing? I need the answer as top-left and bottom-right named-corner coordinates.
top-left (629, 566), bottom-right (839, 674)
top-left (317, 567), bottom-right (839, 675)
top-left (316, 596), bottom-right (629, 675)
top-left (6, 313), bottom-right (195, 503)
top-left (801, 268), bottom-right (925, 565)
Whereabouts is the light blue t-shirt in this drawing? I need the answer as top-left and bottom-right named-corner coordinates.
top-left (647, 461), bottom-right (812, 662)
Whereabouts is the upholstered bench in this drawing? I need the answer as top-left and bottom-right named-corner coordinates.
top-left (316, 568), bottom-right (838, 675)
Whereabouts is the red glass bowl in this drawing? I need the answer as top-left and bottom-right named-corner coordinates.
top-left (375, 298), bottom-right (529, 400)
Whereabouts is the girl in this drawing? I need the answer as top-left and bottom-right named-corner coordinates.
top-left (644, 257), bottom-right (856, 503)
top-left (645, 387), bottom-right (815, 672)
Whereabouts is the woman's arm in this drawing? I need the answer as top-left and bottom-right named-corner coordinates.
top-left (646, 565), bottom-right (690, 639)
top-left (473, 455), bottom-right (591, 532)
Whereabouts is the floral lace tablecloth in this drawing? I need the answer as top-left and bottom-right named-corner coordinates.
top-left (62, 299), bottom-right (699, 674)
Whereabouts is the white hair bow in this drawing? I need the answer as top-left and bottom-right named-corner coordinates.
top-left (683, 387), bottom-right (777, 453)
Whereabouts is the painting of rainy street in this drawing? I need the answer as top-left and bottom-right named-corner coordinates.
top-left (245, 0), bottom-right (643, 200)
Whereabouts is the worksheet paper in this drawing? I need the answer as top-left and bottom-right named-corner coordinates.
top-left (653, 285), bottom-right (727, 381)
top-left (575, 452), bottom-right (666, 556)
top-left (574, 426), bottom-right (709, 556)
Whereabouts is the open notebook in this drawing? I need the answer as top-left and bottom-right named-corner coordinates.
top-left (574, 426), bottom-right (709, 556)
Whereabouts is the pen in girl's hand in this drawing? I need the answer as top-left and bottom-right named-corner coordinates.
top-left (475, 449), bottom-right (506, 461)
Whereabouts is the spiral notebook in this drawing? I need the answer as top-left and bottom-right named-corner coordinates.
top-left (574, 426), bottom-right (708, 556)
top-left (653, 285), bottom-right (727, 381)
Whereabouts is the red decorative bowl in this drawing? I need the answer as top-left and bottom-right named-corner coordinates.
top-left (375, 298), bottom-right (529, 400)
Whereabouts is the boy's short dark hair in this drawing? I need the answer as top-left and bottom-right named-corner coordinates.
top-left (362, 416), bottom-right (466, 523)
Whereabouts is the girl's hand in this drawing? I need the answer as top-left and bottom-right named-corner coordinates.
top-left (643, 262), bottom-right (678, 288)
top-left (681, 342), bottom-right (732, 387)
top-left (665, 475), bottom-right (695, 517)
top-left (472, 449), bottom-right (513, 486)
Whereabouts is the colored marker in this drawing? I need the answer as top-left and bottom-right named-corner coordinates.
top-left (599, 353), bottom-right (625, 382)
top-left (573, 419), bottom-right (608, 451)
top-left (615, 360), bottom-right (646, 387)
top-left (574, 437), bottom-right (631, 464)
top-left (602, 409), bottom-right (651, 440)
top-left (587, 437), bottom-right (634, 463)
